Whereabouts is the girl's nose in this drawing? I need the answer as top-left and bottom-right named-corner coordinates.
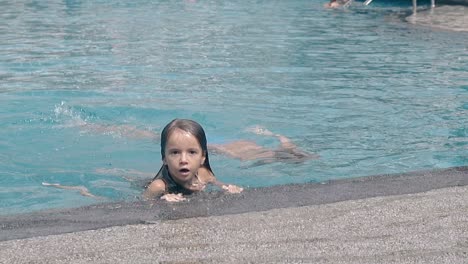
top-left (180, 152), bottom-right (188, 163)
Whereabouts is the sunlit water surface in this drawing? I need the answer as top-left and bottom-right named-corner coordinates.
top-left (1, 0), bottom-right (467, 215)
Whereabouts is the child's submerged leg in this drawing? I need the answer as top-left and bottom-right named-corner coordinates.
top-left (80, 123), bottom-right (160, 140)
top-left (42, 182), bottom-right (97, 198)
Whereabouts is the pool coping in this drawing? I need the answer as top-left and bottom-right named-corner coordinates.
top-left (1, 166), bottom-right (467, 241)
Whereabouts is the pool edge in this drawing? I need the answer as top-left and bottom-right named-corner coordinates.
top-left (0, 166), bottom-right (467, 241)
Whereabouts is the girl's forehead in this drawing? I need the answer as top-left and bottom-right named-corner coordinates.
top-left (166, 128), bottom-right (200, 146)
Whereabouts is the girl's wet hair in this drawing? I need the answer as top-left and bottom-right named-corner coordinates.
top-left (160, 118), bottom-right (213, 173)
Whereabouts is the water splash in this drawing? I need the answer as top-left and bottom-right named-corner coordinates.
top-left (53, 101), bottom-right (88, 128)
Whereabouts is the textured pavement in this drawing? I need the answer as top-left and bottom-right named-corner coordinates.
top-left (0, 167), bottom-right (467, 263)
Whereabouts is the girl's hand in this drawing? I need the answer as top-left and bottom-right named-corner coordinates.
top-left (187, 179), bottom-right (206, 192)
top-left (222, 184), bottom-right (244, 194)
top-left (160, 193), bottom-right (186, 202)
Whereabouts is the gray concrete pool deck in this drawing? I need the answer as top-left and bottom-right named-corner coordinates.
top-left (1, 166), bottom-right (467, 263)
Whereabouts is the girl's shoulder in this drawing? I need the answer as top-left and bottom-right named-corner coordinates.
top-left (146, 178), bottom-right (166, 193)
top-left (143, 178), bottom-right (167, 199)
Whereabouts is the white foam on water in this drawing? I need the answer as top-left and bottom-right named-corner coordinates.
top-left (53, 101), bottom-right (88, 128)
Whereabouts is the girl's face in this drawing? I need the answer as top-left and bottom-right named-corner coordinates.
top-left (163, 128), bottom-right (206, 189)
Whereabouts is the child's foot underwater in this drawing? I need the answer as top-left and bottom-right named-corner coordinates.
top-left (245, 125), bottom-right (275, 137)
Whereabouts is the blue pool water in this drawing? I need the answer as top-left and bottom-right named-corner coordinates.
top-left (1, 0), bottom-right (467, 215)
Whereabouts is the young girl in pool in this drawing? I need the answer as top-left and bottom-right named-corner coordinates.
top-left (143, 118), bottom-right (243, 202)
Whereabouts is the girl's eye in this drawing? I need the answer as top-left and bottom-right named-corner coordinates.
top-left (189, 150), bottom-right (197, 155)
top-left (170, 150), bottom-right (180, 155)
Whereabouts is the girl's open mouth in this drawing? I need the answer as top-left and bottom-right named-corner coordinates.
top-left (179, 168), bottom-right (190, 175)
